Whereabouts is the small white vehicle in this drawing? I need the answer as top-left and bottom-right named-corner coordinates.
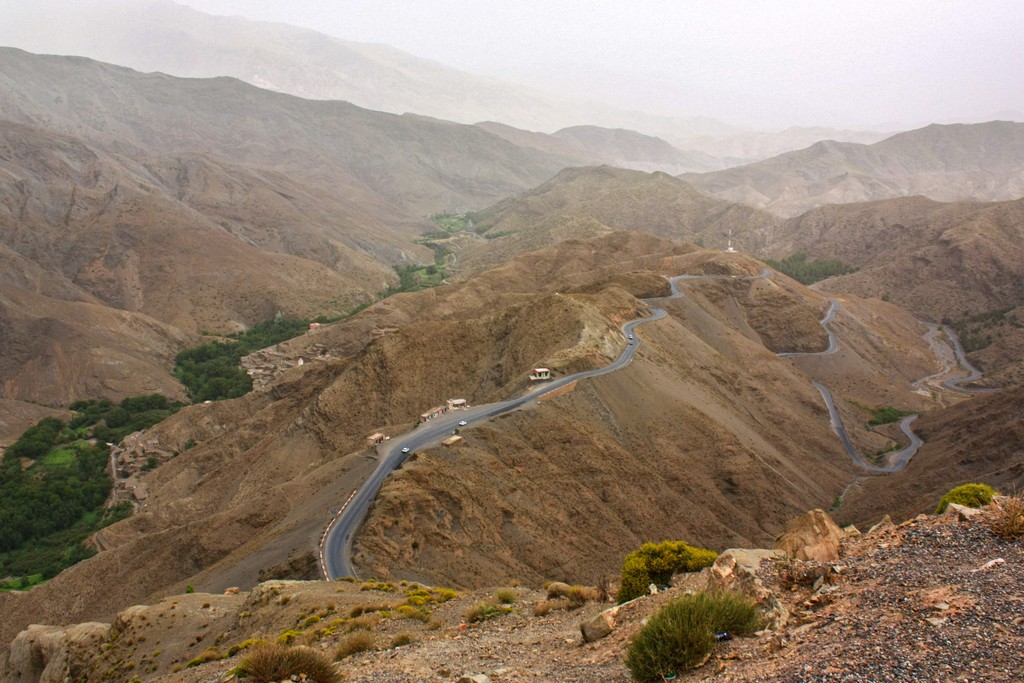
top-left (401, 447), bottom-right (410, 454)
top-left (458, 420), bottom-right (468, 426)
top-left (628, 334), bottom-right (634, 339)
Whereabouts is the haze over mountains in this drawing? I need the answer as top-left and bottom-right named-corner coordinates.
top-left (1, 6), bottom-right (1023, 678)
top-left (684, 121), bottom-right (1024, 216)
top-left (0, 0), bottom-right (900, 165)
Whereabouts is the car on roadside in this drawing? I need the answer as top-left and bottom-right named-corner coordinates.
top-left (458, 420), bottom-right (468, 426)
top-left (401, 447), bottom-right (410, 453)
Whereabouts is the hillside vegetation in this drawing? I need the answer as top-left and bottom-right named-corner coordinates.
top-left (0, 394), bottom-right (180, 588)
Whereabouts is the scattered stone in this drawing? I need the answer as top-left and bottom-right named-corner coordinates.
top-left (972, 557), bottom-right (1005, 572)
top-left (842, 524), bottom-right (861, 537)
top-left (457, 675), bottom-right (491, 683)
top-left (867, 514), bottom-right (894, 534)
top-left (947, 503), bottom-right (984, 521)
top-left (224, 587), bottom-right (240, 595)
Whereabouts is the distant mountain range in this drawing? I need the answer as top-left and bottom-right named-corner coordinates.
top-left (684, 121), bottom-right (1024, 216)
top-left (0, 0), bottom-right (889, 163)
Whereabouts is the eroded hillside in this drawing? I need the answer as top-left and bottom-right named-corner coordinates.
top-left (0, 234), bottom-right (948, 656)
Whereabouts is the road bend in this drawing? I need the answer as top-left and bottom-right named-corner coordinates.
top-left (322, 268), bottom-right (769, 580)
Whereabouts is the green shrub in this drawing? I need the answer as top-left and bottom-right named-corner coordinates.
top-left (395, 605), bottom-right (430, 622)
top-left (764, 252), bottom-right (857, 284)
top-left (495, 588), bottom-right (518, 604)
top-left (463, 601), bottom-right (511, 623)
top-left (617, 541), bottom-right (718, 603)
top-left (185, 647), bottom-right (224, 668)
top-left (276, 629), bottom-right (304, 645)
top-left (238, 644), bottom-right (341, 683)
top-left (625, 591), bottom-right (759, 682)
top-left (226, 638), bottom-right (266, 657)
top-left (936, 483), bottom-right (997, 514)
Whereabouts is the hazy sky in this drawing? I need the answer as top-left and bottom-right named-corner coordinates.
top-left (170, 0), bottom-right (1024, 128)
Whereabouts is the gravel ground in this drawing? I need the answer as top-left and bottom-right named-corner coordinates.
top-left (86, 505), bottom-right (1024, 683)
top-left (706, 510), bottom-right (1024, 682)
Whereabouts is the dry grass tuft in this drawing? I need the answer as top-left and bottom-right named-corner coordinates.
top-left (334, 631), bottom-right (376, 660)
top-left (345, 613), bottom-right (382, 632)
top-left (989, 495), bottom-right (1024, 538)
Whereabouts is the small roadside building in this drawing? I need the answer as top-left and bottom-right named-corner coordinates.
top-left (447, 398), bottom-right (467, 409)
top-left (420, 405), bottom-right (448, 421)
top-left (530, 368), bottom-right (552, 381)
top-left (366, 433), bottom-right (385, 447)
top-left (442, 435), bottom-right (463, 448)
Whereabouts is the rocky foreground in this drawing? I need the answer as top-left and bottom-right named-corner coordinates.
top-left (3, 504), bottom-right (1022, 683)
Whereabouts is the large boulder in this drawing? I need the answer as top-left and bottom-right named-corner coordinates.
top-left (775, 509), bottom-right (844, 563)
top-left (580, 608), bottom-right (618, 643)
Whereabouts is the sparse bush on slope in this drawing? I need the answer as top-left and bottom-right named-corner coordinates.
top-left (617, 540), bottom-right (718, 603)
top-left (936, 483), bottom-right (997, 514)
top-left (238, 644), bottom-right (341, 683)
top-left (626, 590), bottom-right (759, 682)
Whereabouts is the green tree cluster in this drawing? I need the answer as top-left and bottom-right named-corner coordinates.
top-left (6, 417), bottom-right (65, 459)
top-left (867, 406), bottom-right (913, 426)
top-left (943, 306), bottom-right (1016, 353)
top-left (617, 540), bottom-right (718, 603)
top-left (1, 394), bottom-right (177, 585)
top-left (174, 316), bottom-right (318, 403)
top-left (765, 252), bottom-right (857, 284)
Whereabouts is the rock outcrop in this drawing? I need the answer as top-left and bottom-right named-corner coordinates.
top-left (3, 623), bottom-right (107, 683)
top-left (775, 508), bottom-right (844, 562)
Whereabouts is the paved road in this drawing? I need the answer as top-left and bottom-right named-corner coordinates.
top-left (777, 300), bottom-right (839, 357)
top-left (321, 269), bottom-right (768, 579)
top-left (811, 381), bottom-right (922, 473)
top-left (940, 324), bottom-right (999, 393)
top-left (780, 300), bottom-right (923, 472)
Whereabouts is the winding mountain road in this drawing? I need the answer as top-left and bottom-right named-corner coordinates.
top-left (323, 268), bottom-right (967, 578)
top-left (941, 324), bottom-right (998, 393)
top-left (778, 300), bottom-right (924, 472)
top-left (321, 269), bottom-right (768, 579)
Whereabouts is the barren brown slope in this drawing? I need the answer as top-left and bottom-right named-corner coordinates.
top-left (840, 384), bottom-right (1024, 527)
top-left (771, 196), bottom-right (1024, 385)
top-left (0, 234), bottom-right (941, 654)
top-left (457, 166), bottom-right (782, 275)
top-left (0, 235), bottom-right (673, 651)
top-left (0, 47), bottom-right (575, 217)
top-left (682, 121), bottom-right (1024, 217)
top-left (353, 253), bottom-right (939, 589)
top-left (0, 122), bottom-right (398, 403)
